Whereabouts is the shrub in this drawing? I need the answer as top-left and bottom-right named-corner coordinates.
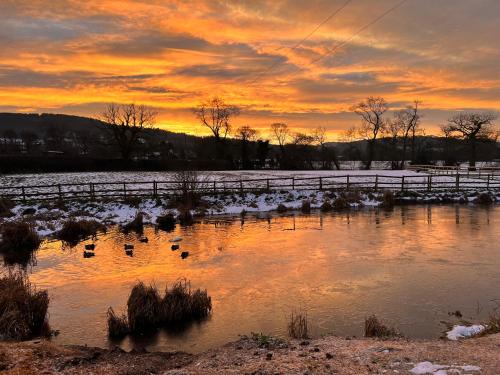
top-left (156, 213), bottom-right (176, 231)
top-left (123, 196), bottom-right (142, 208)
top-left (288, 312), bottom-right (309, 339)
top-left (57, 219), bottom-right (105, 245)
top-left (127, 282), bottom-right (162, 333)
top-left (0, 273), bottom-right (50, 340)
top-left (481, 313), bottom-right (500, 336)
top-left (107, 307), bottom-right (129, 338)
top-left (476, 192), bottom-right (493, 206)
top-left (381, 190), bottom-right (395, 209)
top-left (162, 279), bottom-right (212, 324)
top-left (301, 200), bottom-right (311, 214)
top-left (320, 200), bottom-right (332, 212)
top-left (0, 198), bottom-right (15, 218)
top-left (333, 196), bottom-right (349, 210)
top-left (364, 315), bottom-right (397, 338)
top-left (276, 204), bottom-right (288, 213)
top-left (0, 220), bottom-right (41, 253)
top-left (122, 213), bottom-right (144, 234)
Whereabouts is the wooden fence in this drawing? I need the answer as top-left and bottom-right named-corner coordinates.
top-left (1, 174), bottom-right (499, 203)
top-left (407, 164), bottom-right (500, 178)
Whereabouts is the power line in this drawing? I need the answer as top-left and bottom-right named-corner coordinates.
top-left (248, 0), bottom-right (352, 83)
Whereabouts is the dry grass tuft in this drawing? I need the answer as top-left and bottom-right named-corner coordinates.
top-left (122, 213), bottom-right (144, 234)
top-left (364, 315), bottom-right (398, 338)
top-left (0, 198), bottom-right (15, 218)
top-left (156, 213), bottom-right (176, 231)
top-left (276, 204), bottom-right (288, 213)
top-left (178, 209), bottom-right (193, 226)
top-left (57, 219), bottom-right (105, 245)
top-left (300, 200), bottom-right (311, 214)
top-left (107, 307), bottom-right (129, 338)
top-left (333, 196), bottom-right (349, 210)
top-left (482, 313), bottom-right (500, 335)
top-left (108, 279), bottom-right (212, 337)
top-left (381, 190), bottom-right (395, 209)
top-left (0, 220), bottom-right (41, 253)
top-left (288, 312), bottom-right (309, 339)
top-left (476, 192), bottom-right (493, 206)
top-left (0, 273), bottom-right (50, 340)
top-left (320, 200), bottom-right (333, 212)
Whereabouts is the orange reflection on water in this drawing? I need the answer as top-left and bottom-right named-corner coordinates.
top-left (10, 205), bottom-right (500, 353)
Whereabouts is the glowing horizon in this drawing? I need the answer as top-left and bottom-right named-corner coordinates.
top-left (1, 0), bottom-right (499, 141)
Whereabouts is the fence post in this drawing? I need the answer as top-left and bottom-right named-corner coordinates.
top-left (319, 177), bottom-right (323, 191)
top-left (123, 183), bottom-right (127, 198)
top-left (57, 184), bottom-right (62, 200)
top-left (401, 176), bottom-right (405, 192)
top-left (213, 180), bottom-right (216, 194)
top-left (89, 183), bottom-right (94, 200)
top-left (487, 174), bottom-right (490, 190)
top-left (21, 186), bottom-right (26, 203)
top-left (153, 181), bottom-right (157, 198)
top-left (427, 175), bottom-right (431, 192)
top-left (455, 174), bottom-right (460, 191)
top-left (267, 179), bottom-right (270, 192)
top-left (292, 177), bottom-right (295, 190)
top-left (374, 175), bottom-right (378, 191)
top-left (346, 175), bottom-right (350, 191)
top-left (240, 180), bottom-right (243, 195)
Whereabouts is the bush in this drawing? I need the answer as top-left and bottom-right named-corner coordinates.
top-left (0, 273), bottom-right (50, 340)
top-left (57, 219), bottom-right (105, 245)
top-left (122, 213), bottom-right (144, 234)
top-left (0, 220), bottom-right (41, 253)
top-left (108, 279), bottom-right (212, 337)
top-left (288, 312), bottom-right (309, 339)
top-left (107, 307), bottom-right (129, 338)
top-left (320, 200), bottom-right (332, 212)
top-left (333, 196), bottom-right (349, 210)
top-left (364, 315), bottom-right (397, 338)
top-left (476, 192), bottom-right (493, 206)
top-left (127, 282), bottom-right (162, 333)
top-left (123, 196), bottom-right (142, 208)
top-left (300, 200), bottom-right (311, 214)
top-left (276, 204), bottom-right (288, 213)
top-left (156, 213), bottom-right (176, 231)
top-left (0, 198), bottom-right (15, 218)
top-left (381, 190), bottom-right (395, 209)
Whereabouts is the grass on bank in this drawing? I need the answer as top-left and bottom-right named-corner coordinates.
top-left (57, 219), bottom-right (105, 245)
top-left (107, 279), bottom-right (212, 338)
top-left (288, 312), bottom-right (309, 339)
top-left (0, 220), bottom-right (41, 255)
top-left (0, 273), bottom-right (50, 340)
top-left (122, 213), bottom-right (144, 234)
top-left (156, 213), bottom-right (176, 231)
top-left (364, 315), bottom-right (398, 338)
top-left (0, 198), bottom-right (15, 218)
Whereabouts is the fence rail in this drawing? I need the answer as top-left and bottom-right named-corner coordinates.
top-left (407, 164), bottom-right (500, 178)
top-left (1, 174), bottom-right (499, 203)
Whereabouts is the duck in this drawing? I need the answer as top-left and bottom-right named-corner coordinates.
top-left (171, 244), bottom-right (180, 251)
top-left (181, 251), bottom-right (189, 259)
top-left (124, 244), bottom-right (134, 250)
top-left (83, 251), bottom-right (95, 258)
top-left (139, 237), bottom-right (149, 243)
top-left (84, 244), bottom-right (95, 251)
top-left (125, 249), bottom-right (133, 257)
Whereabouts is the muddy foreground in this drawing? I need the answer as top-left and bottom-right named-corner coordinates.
top-left (0, 333), bottom-right (498, 374)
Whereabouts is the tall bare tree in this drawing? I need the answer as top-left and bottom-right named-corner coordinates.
top-left (194, 97), bottom-right (240, 142)
top-left (391, 100), bottom-right (421, 168)
top-left (351, 96), bottom-right (388, 169)
top-left (270, 122), bottom-right (289, 154)
top-left (236, 125), bottom-right (258, 169)
top-left (313, 126), bottom-right (339, 169)
top-left (101, 103), bottom-right (157, 160)
top-left (441, 111), bottom-right (497, 168)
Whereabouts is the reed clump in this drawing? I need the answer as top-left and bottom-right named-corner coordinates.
top-left (475, 192), bottom-right (493, 206)
top-left (381, 190), bottom-right (395, 209)
top-left (364, 315), bottom-right (398, 338)
top-left (122, 213), bottom-right (144, 234)
top-left (333, 196), bottom-right (349, 210)
top-left (57, 219), bottom-right (105, 245)
top-left (178, 209), bottom-right (193, 226)
top-left (107, 279), bottom-right (212, 336)
top-left (301, 200), bottom-right (311, 214)
top-left (320, 200), bottom-right (333, 212)
top-left (156, 213), bottom-right (176, 231)
top-left (276, 204), bottom-right (288, 213)
top-left (288, 312), bottom-right (309, 339)
top-left (0, 220), bottom-right (41, 253)
top-left (0, 273), bottom-right (50, 340)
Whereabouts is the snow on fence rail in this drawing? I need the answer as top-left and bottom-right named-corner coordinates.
top-left (0, 174), bottom-right (498, 202)
top-left (407, 164), bottom-right (500, 178)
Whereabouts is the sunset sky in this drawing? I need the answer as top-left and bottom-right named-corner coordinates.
top-left (1, 0), bottom-right (499, 139)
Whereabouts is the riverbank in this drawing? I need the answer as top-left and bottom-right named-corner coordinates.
top-left (0, 333), bottom-right (498, 374)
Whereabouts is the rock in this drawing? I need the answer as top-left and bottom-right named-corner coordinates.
top-left (22, 207), bottom-right (36, 215)
top-left (326, 353), bottom-right (334, 359)
top-left (266, 352), bottom-right (273, 360)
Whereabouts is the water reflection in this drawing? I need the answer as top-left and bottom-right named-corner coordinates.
top-left (1, 205), bottom-right (498, 354)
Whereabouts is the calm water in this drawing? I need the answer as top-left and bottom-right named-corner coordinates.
top-left (2, 205), bottom-right (499, 353)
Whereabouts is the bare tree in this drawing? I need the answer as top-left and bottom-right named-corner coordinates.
top-left (390, 100), bottom-right (421, 168)
top-left (313, 126), bottom-right (339, 169)
top-left (236, 125), bottom-right (258, 169)
top-left (101, 103), bottom-right (157, 160)
top-left (351, 97), bottom-right (388, 169)
top-left (194, 97), bottom-right (240, 142)
top-left (270, 122), bottom-right (289, 154)
top-left (441, 111), bottom-right (497, 168)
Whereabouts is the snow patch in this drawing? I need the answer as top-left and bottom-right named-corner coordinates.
top-left (446, 325), bottom-right (485, 341)
top-left (410, 361), bottom-right (481, 374)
